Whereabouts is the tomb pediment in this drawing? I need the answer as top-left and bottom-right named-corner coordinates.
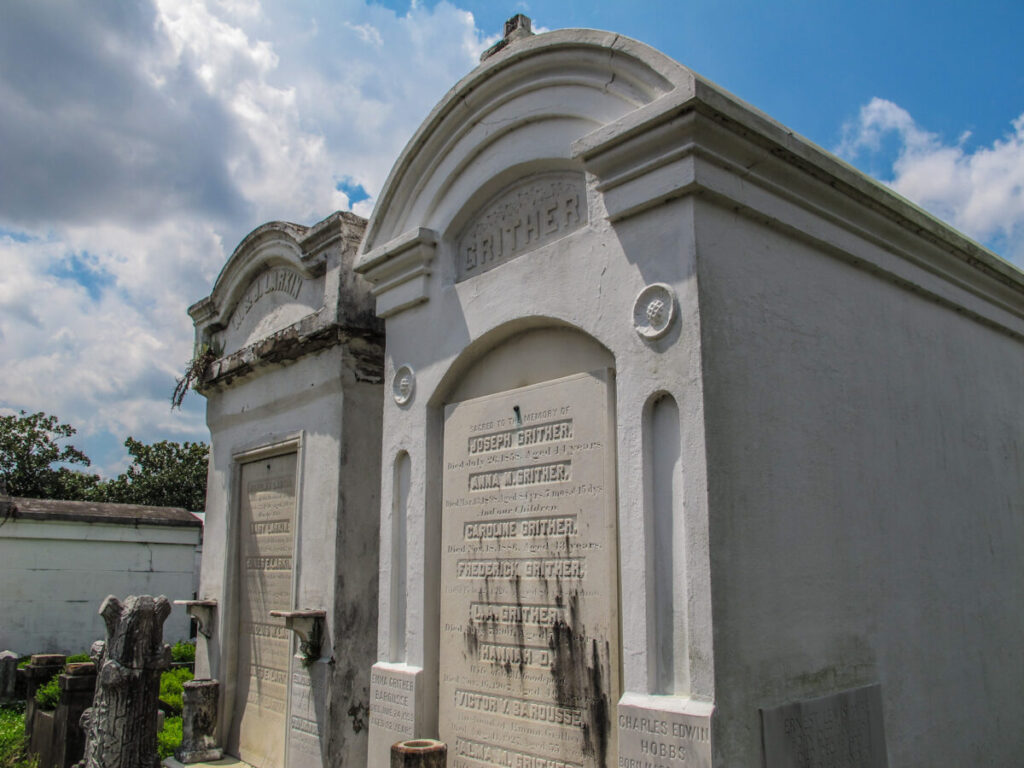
top-left (355, 29), bottom-right (688, 317)
top-left (188, 211), bottom-right (378, 386)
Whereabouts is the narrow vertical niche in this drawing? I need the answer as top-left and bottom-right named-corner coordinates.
top-left (390, 451), bottom-right (411, 662)
top-left (645, 393), bottom-right (687, 695)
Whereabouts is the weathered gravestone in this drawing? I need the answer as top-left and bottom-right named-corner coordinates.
top-left (24, 654), bottom-right (66, 748)
top-left (76, 595), bottom-right (171, 768)
top-left (355, 17), bottom-right (1024, 768)
top-left (176, 679), bottom-right (222, 763)
top-left (0, 651), bottom-right (18, 704)
top-left (185, 211), bottom-right (383, 768)
top-left (50, 662), bottom-right (98, 768)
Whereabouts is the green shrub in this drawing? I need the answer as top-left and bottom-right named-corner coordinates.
top-left (33, 676), bottom-right (60, 712)
top-left (170, 641), bottom-right (195, 664)
top-left (158, 667), bottom-right (193, 715)
top-left (15, 660), bottom-right (29, 670)
top-left (31, 654), bottom-right (94, 712)
top-left (156, 716), bottom-right (182, 760)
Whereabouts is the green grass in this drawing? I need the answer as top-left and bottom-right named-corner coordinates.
top-left (156, 665), bottom-right (193, 758)
top-left (170, 641), bottom-right (195, 664)
top-left (157, 716), bottom-right (182, 760)
top-left (0, 703), bottom-right (37, 768)
top-left (8, 659), bottom-right (189, 763)
top-left (159, 667), bottom-right (193, 716)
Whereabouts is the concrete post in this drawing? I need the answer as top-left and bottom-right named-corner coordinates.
top-left (176, 679), bottom-right (223, 763)
top-left (53, 663), bottom-right (97, 768)
top-left (0, 651), bottom-right (19, 704)
top-left (23, 654), bottom-right (66, 745)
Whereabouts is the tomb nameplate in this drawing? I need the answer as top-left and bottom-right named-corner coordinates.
top-left (287, 663), bottom-right (328, 766)
top-left (230, 452), bottom-right (297, 768)
top-left (439, 370), bottom-right (619, 768)
top-left (456, 173), bottom-right (587, 282)
top-left (368, 664), bottom-right (421, 768)
top-left (616, 694), bottom-right (713, 768)
top-left (761, 684), bottom-right (888, 768)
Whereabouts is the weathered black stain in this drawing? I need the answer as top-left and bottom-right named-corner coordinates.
top-left (548, 590), bottom-right (610, 766)
top-left (510, 574), bottom-right (527, 675)
top-left (347, 700), bottom-right (368, 733)
top-left (464, 615), bottom-right (479, 659)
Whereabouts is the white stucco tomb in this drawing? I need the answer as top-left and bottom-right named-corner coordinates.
top-left (0, 497), bottom-right (201, 655)
top-left (186, 211), bottom-right (383, 768)
top-left (355, 19), bottom-right (1024, 768)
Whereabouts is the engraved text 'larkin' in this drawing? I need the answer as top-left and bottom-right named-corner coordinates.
top-left (231, 267), bottom-right (303, 330)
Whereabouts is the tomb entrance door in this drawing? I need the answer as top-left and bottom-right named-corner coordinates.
top-left (228, 452), bottom-right (298, 768)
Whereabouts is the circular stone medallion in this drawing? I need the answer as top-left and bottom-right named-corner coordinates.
top-left (633, 283), bottom-right (677, 340)
top-left (392, 365), bottom-right (416, 405)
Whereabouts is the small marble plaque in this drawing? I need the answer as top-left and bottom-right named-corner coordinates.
top-left (368, 663), bottom-right (422, 768)
top-left (617, 694), bottom-right (713, 768)
top-left (761, 684), bottom-right (888, 768)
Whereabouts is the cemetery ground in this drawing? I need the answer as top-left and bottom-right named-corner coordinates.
top-left (0, 640), bottom-right (197, 767)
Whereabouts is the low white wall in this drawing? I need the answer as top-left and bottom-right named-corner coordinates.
top-left (0, 518), bottom-right (200, 654)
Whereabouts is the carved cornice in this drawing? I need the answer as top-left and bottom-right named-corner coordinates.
top-left (573, 84), bottom-right (1024, 310)
top-left (354, 227), bottom-right (437, 318)
top-left (197, 317), bottom-right (384, 392)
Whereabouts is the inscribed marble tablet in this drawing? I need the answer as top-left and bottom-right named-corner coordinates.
top-left (617, 694), bottom-right (713, 768)
top-left (230, 452), bottom-right (297, 768)
top-left (761, 684), bottom-right (888, 768)
top-left (368, 663), bottom-right (422, 768)
top-left (439, 370), bottom-right (619, 768)
top-left (288, 662), bottom-right (328, 767)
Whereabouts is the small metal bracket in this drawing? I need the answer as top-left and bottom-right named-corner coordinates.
top-left (269, 609), bottom-right (326, 666)
top-left (175, 599), bottom-right (218, 639)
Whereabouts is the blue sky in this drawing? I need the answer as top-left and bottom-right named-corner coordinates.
top-left (1, 0), bottom-right (1022, 478)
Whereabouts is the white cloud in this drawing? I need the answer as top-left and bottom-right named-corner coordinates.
top-left (346, 21), bottom-right (384, 47)
top-left (0, 0), bottom-right (492, 475)
top-left (839, 97), bottom-right (1024, 265)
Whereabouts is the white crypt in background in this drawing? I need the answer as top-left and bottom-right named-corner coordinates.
top-left (185, 17), bottom-right (1024, 768)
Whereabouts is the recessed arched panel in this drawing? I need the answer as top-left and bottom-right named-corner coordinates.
top-left (441, 324), bottom-right (614, 405)
top-left (390, 451), bottom-right (411, 663)
top-left (453, 171), bottom-right (588, 282)
top-left (643, 392), bottom-right (687, 696)
top-left (436, 323), bottom-right (619, 768)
